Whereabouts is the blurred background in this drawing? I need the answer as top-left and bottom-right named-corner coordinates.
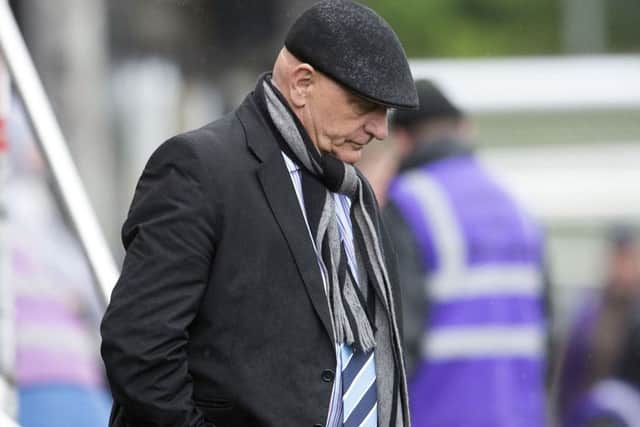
top-left (1, 0), bottom-right (639, 426)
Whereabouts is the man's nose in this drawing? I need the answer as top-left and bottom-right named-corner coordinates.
top-left (365, 108), bottom-right (389, 141)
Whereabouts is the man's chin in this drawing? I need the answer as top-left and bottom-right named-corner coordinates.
top-left (329, 143), bottom-right (367, 164)
top-left (332, 149), bottom-right (362, 165)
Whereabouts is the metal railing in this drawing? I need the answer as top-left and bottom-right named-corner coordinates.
top-left (0, 2), bottom-right (118, 423)
top-left (0, 0), bottom-right (118, 306)
top-left (0, 410), bottom-right (20, 427)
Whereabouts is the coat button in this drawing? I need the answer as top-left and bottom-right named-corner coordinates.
top-left (321, 369), bottom-right (335, 382)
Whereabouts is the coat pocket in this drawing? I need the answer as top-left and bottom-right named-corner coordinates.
top-left (195, 398), bottom-right (239, 427)
top-left (194, 397), bottom-right (233, 410)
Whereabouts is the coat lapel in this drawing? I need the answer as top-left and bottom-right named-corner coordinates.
top-left (236, 95), bottom-right (335, 345)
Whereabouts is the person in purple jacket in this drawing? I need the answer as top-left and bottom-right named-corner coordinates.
top-left (559, 226), bottom-right (640, 427)
top-left (383, 80), bottom-right (550, 426)
top-left (6, 97), bottom-right (111, 427)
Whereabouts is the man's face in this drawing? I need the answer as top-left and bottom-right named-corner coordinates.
top-left (302, 73), bottom-right (388, 164)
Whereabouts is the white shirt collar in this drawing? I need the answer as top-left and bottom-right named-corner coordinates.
top-left (281, 151), bottom-right (301, 174)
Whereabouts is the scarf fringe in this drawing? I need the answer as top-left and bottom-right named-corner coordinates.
top-left (342, 273), bottom-right (376, 352)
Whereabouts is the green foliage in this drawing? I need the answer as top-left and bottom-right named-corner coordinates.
top-left (362, 0), bottom-right (562, 58)
top-left (607, 0), bottom-right (640, 52)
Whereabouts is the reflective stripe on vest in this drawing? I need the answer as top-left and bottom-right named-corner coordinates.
top-left (590, 379), bottom-right (640, 427)
top-left (396, 168), bottom-right (544, 360)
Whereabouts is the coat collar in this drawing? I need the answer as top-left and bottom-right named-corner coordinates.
top-left (235, 87), bottom-right (276, 163)
top-left (234, 82), bottom-right (336, 346)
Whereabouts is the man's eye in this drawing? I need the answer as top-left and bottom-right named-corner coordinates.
top-left (354, 101), bottom-right (375, 114)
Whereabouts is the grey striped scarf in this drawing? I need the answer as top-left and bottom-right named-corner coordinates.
top-left (263, 77), bottom-right (395, 354)
top-left (260, 74), bottom-right (410, 426)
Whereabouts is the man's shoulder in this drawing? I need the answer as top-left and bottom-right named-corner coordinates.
top-left (150, 106), bottom-right (255, 171)
top-left (174, 111), bottom-right (243, 154)
top-left (167, 94), bottom-right (269, 163)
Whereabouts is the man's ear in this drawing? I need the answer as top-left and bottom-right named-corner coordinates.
top-left (289, 63), bottom-right (315, 108)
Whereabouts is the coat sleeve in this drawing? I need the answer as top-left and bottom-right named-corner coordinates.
top-left (101, 136), bottom-right (217, 427)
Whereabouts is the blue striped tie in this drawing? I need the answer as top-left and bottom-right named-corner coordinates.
top-left (333, 193), bottom-right (378, 426)
top-left (341, 343), bottom-right (378, 426)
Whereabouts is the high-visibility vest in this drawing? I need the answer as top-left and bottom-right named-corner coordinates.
top-left (389, 154), bottom-right (547, 427)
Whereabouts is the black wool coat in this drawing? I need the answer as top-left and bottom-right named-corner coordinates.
top-left (101, 86), bottom-right (403, 427)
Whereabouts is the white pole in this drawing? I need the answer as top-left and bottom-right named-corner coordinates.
top-left (0, 0), bottom-right (118, 306)
top-left (0, 55), bottom-right (18, 426)
top-left (0, 410), bottom-right (20, 427)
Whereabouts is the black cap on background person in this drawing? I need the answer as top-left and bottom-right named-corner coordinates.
top-left (391, 79), bottom-right (463, 130)
top-left (387, 79), bottom-right (469, 166)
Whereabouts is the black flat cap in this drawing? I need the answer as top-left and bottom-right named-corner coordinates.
top-left (391, 80), bottom-right (463, 129)
top-left (285, 0), bottom-right (418, 110)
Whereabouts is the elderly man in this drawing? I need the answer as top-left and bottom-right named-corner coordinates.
top-left (100, 1), bottom-right (418, 426)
